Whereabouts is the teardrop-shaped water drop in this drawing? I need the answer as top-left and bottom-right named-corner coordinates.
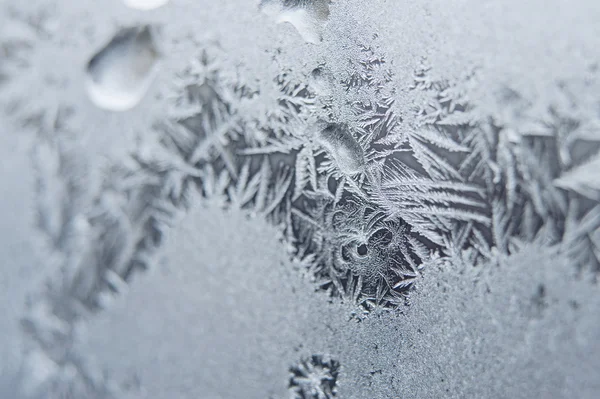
top-left (260, 0), bottom-right (330, 44)
top-left (317, 123), bottom-right (365, 175)
top-left (123, 0), bottom-right (169, 10)
top-left (85, 26), bottom-right (161, 111)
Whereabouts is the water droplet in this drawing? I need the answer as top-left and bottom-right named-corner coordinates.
top-left (317, 124), bottom-right (365, 175)
top-left (85, 26), bottom-right (161, 111)
top-left (310, 66), bottom-right (334, 95)
top-left (123, 0), bottom-right (170, 10)
top-left (260, 0), bottom-right (330, 44)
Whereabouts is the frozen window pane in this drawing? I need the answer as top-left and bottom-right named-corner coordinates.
top-left (1, 0), bottom-right (599, 398)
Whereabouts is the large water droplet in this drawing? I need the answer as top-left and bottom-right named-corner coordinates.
top-left (123, 0), bottom-right (170, 10)
top-left (85, 26), bottom-right (161, 111)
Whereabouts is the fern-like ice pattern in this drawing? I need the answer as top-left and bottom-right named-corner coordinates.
top-left (18, 29), bottom-right (600, 399)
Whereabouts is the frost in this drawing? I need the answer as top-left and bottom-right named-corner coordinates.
top-left (58, 33), bottom-right (600, 315)
top-left (16, 350), bottom-right (59, 398)
top-left (289, 355), bottom-right (340, 399)
top-left (3, 0), bottom-right (600, 397)
top-left (290, 194), bottom-right (423, 310)
top-left (554, 153), bottom-right (600, 200)
top-left (0, 10), bottom-right (36, 90)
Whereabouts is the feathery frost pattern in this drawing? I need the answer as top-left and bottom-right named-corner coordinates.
top-left (17, 25), bottom-right (600, 396)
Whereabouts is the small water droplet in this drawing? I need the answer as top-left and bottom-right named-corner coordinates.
top-left (310, 66), bottom-right (334, 95)
top-left (260, 0), bottom-right (330, 44)
top-left (317, 124), bottom-right (365, 175)
top-left (85, 26), bottom-right (161, 111)
top-left (123, 0), bottom-right (170, 10)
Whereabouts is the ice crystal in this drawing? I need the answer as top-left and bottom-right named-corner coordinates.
top-left (289, 355), bottom-right (340, 399)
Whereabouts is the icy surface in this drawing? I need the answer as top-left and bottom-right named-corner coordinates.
top-left (1, 0), bottom-right (599, 398)
top-left (79, 205), bottom-right (600, 398)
